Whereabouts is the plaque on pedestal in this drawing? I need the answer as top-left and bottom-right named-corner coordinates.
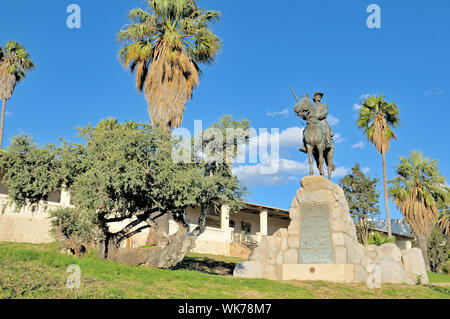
top-left (299, 204), bottom-right (334, 264)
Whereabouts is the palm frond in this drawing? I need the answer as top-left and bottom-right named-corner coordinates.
top-left (118, 0), bottom-right (221, 130)
top-left (0, 41), bottom-right (34, 101)
top-left (357, 94), bottom-right (399, 155)
top-left (389, 151), bottom-right (448, 236)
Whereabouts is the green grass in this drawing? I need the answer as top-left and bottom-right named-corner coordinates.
top-left (0, 242), bottom-right (449, 299)
top-left (428, 271), bottom-right (450, 283)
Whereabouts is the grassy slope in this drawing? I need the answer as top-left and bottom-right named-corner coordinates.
top-left (0, 242), bottom-right (448, 299)
top-left (428, 271), bottom-right (450, 284)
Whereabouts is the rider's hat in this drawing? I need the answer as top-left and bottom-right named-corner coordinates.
top-left (313, 92), bottom-right (324, 99)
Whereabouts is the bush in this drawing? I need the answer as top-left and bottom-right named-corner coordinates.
top-left (442, 261), bottom-right (449, 274)
top-left (427, 226), bottom-right (449, 273)
top-left (367, 232), bottom-right (396, 246)
top-left (49, 207), bottom-right (97, 256)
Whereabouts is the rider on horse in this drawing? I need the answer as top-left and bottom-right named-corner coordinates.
top-left (298, 92), bottom-right (334, 154)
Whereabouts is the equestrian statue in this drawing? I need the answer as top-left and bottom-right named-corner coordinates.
top-left (292, 90), bottom-right (336, 180)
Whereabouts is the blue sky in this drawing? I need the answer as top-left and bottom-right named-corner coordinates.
top-left (1, 0), bottom-right (449, 218)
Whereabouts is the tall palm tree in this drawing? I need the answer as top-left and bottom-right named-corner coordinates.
top-left (357, 94), bottom-right (399, 237)
top-left (389, 151), bottom-right (449, 270)
top-left (0, 41), bottom-right (34, 149)
top-left (117, 0), bottom-right (222, 131)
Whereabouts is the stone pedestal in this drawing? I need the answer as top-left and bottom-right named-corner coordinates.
top-left (233, 176), bottom-right (428, 284)
top-left (277, 264), bottom-right (354, 282)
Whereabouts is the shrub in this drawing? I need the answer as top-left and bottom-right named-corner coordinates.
top-left (49, 207), bottom-right (97, 256)
top-left (442, 261), bottom-right (449, 274)
top-left (427, 226), bottom-right (450, 273)
top-left (367, 232), bottom-right (396, 246)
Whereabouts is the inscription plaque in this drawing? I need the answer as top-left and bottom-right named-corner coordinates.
top-left (299, 204), bottom-right (334, 264)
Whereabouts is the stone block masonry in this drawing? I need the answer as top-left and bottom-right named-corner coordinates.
top-left (234, 176), bottom-right (428, 284)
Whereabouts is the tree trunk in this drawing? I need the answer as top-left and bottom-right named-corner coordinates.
top-left (381, 149), bottom-right (392, 237)
top-left (0, 99), bottom-right (6, 149)
top-left (110, 207), bottom-right (207, 268)
top-left (97, 233), bottom-right (122, 260)
top-left (145, 211), bottom-right (169, 246)
top-left (114, 225), bottom-right (197, 268)
top-left (417, 233), bottom-right (430, 271)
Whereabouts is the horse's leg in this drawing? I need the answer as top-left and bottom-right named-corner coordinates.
top-left (313, 148), bottom-right (319, 170)
top-left (318, 146), bottom-right (324, 177)
top-left (306, 144), bottom-right (314, 176)
top-left (326, 149), bottom-right (333, 180)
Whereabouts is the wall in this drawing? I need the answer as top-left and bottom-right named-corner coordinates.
top-left (0, 196), bottom-right (55, 244)
top-left (0, 193), bottom-right (288, 258)
top-left (267, 216), bottom-right (289, 236)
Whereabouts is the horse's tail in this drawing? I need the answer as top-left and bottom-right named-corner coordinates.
top-left (324, 147), bottom-right (336, 172)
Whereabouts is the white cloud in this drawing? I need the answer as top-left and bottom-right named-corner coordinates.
top-left (362, 167), bottom-right (370, 174)
top-left (5, 111), bottom-right (13, 116)
top-left (249, 126), bottom-right (303, 150)
top-left (233, 158), bottom-right (348, 186)
top-left (266, 109), bottom-right (289, 117)
top-left (423, 88), bottom-right (445, 97)
top-left (328, 114), bottom-right (339, 126)
top-left (351, 141), bottom-right (364, 149)
top-left (360, 93), bottom-right (377, 100)
top-left (235, 127), bottom-right (303, 165)
top-left (333, 166), bottom-right (349, 178)
top-left (334, 133), bottom-right (345, 144)
top-left (233, 158), bottom-right (308, 186)
top-left (352, 103), bottom-right (362, 111)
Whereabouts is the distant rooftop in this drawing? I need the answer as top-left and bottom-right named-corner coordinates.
top-left (369, 219), bottom-right (412, 238)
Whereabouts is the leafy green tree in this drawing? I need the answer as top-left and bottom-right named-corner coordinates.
top-left (0, 118), bottom-right (247, 268)
top-left (198, 115), bottom-right (251, 171)
top-left (427, 226), bottom-right (450, 273)
top-left (357, 94), bottom-right (399, 237)
top-left (389, 151), bottom-right (449, 270)
top-left (0, 41), bottom-right (34, 149)
top-left (117, 0), bottom-right (222, 130)
top-left (339, 163), bottom-right (380, 245)
top-left (367, 232), bottom-right (396, 246)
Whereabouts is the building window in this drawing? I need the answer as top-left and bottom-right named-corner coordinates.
top-left (45, 191), bottom-right (61, 203)
top-left (241, 221), bottom-right (251, 234)
top-left (229, 220), bottom-right (235, 228)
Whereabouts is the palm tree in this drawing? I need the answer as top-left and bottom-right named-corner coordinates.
top-left (389, 151), bottom-right (449, 270)
top-left (357, 94), bottom-right (400, 237)
top-left (437, 201), bottom-right (449, 237)
top-left (0, 41), bottom-right (34, 149)
top-left (117, 0), bottom-right (222, 131)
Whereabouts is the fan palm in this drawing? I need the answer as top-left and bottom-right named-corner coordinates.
top-left (0, 41), bottom-right (34, 149)
top-left (389, 151), bottom-right (449, 270)
top-left (357, 94), bottom-right (399, 237)
top-left (117, 0), bottom-right (222, 131)
top-left (437, 201), bottom-right (449, 237)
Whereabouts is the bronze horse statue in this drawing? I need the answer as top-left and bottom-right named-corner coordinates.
top-left (292, 91), bottom-right (335, 180)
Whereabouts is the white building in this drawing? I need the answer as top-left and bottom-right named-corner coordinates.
top-left (0, 185), bottom-right (290, 257)
top-left (0, 185), bottom-right (413, 257)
